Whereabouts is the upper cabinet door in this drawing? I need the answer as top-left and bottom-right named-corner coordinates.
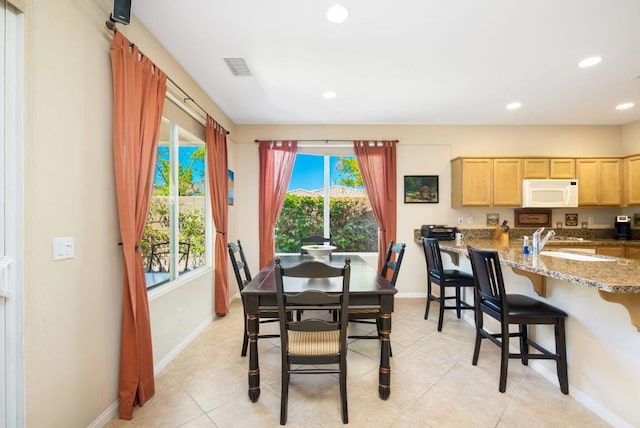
top-left (550, 159), bottom-right (575, 179)
top-left (493, 159), bottom-right (523, 206)
top-left (451, 158), bottom-right (492, 207)
top-left (576, 158), bottom-right (621, 206)
top-left (599, 159), bottom-right (622, 205)
top-left (625, 155), bottom-right (640, 205)
top-left (523, 159), bottom-right (549, 179)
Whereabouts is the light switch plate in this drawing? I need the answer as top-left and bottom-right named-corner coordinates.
top-left (53, 237), bottom-right (74, 260)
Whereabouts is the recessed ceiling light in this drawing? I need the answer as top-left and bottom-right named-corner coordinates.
top-left (616, 102), bottom-right (635, 110)
top-left (326, 5), bottom-right (349, 23)
top-left (322, 91), bottom-right (337, 99)
top-left (506, 102), bottom-right (522, 110)
top-left (578, 56), bottom-right (602, 68)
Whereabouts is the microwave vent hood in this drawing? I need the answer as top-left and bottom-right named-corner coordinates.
top-left (522, 179), bottom-right (579, 208)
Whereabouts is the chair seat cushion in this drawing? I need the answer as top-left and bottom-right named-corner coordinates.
top-left (430, 269), bottom-right (475, 285)
top-left (288, 330), bottom-right (340, 356)
top-left (507, 294), bottom-right (567, 318)
top-left (482, 294), bottom-right (567, 318)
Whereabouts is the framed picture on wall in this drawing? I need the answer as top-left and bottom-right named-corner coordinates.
top-left (565, 213), bottom-right (578, 227)
top-left (486, 213), bottom-right (499, 226)
top-left (404, 175), bottom-right (439, 203)
top-left (228, 169), bottom-right (235, 205)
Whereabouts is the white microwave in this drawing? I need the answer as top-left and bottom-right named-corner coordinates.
top-left (522, 179), bottom-right (579, 208)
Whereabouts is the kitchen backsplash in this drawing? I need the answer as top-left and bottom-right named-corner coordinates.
top-left (413, 227), bottom-right (640, 242)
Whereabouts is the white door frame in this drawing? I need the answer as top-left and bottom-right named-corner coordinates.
top-left (1, 2), bottom-right (25, 426)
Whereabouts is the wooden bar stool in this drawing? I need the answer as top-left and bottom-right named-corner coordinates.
top-left (422, 237), bottom-right (475, 331)
top-left (467, 246), bottom-right (569, 394)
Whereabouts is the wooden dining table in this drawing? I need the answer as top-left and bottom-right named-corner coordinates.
top-left (241, 254), bottom-right (398, 402)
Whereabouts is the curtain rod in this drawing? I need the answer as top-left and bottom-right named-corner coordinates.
top-left (105, 21), bottom-right (229, 135)
top-left (253, 139), bottom-right (399, 144)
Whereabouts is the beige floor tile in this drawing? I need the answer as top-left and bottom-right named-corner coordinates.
top-left (106, 298), bottom-right (611, 427)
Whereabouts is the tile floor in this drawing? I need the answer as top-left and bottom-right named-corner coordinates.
top-left (106, 298), bottom-right (610, 427)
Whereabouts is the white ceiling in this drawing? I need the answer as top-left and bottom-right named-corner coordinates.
top-left (132, 0), bottom-right (640, 126)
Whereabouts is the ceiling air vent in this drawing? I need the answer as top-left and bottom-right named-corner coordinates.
top-left (224, 58), bottom-right (252, 76)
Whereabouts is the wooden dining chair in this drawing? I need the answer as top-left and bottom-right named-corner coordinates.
top-left (275, 257), bottom-right (351, 425)
top-left (299, 234), bottom-right (333, 255)
top-left (228, 240), bottom-right (279, 357)
top-left (348, 240), bottom-right (405, 347)
top-left (422, 237), bottom-right (475, 331)
top-left (467, 246), bottom-right (569, 394)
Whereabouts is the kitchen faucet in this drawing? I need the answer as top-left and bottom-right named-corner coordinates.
top-left (532, 227), bottom-right (556, 254)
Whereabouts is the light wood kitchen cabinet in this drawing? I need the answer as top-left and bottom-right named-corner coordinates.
top-left (626, 247), bottom-right (640, 260)
top-left (523, 159), bottom-right (549, 178)
top-left (523, 158), bottom-right (575, 179)
top-left (576, 158), bottom-right (622, 206)
top-left (624, 155), bottom-right (640, 205)
top-left (550, 159), bottom-right (576, 178)
top-left (493, 158), bottom-right (522, 205)
top-left (451, 158), bottom-right (493, 207)
top-left (596, 246), bottom-right (626, 258)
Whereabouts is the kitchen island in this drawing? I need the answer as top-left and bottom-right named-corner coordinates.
top-left (417, 236), bottom-right (640, 427)
top-left (440, 239), bottom-right (640, 288)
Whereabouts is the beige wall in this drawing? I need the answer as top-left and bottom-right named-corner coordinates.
top-left (622, 119), bottom-right (640, 155)
top-left (23, 1), bottom-right (231, 426)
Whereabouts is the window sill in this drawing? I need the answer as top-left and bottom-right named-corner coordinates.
top-left (147, 265), bottom-right (213, 302)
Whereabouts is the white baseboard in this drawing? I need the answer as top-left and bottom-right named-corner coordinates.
top-left (88, 400), bottom-right (119, 428)
top-left (88, 315), bottom-right (214, 427)
top-left (154, 315), bottom-right (213, 375)
top-left (529, 361), bottom-right (633, 428)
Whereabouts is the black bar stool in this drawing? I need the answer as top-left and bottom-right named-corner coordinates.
top-left (422, 237), bottom-right (475, 331)
top-left (467, 246), bottom-right (569, 394)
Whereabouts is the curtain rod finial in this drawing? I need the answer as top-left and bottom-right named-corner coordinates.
top-left (106, 20), bottom-right (118, 32)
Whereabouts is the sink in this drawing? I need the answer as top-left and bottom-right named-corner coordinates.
top-left (539, 251), bottom-right (613, 262)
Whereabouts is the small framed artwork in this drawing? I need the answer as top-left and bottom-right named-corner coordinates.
top-left (404, 175), bottom-right (439, 203)
top-left (514, 208), bottom-right (552, 227)
top-left (634, 213), bottom-right (640, 227)
top-left (228, 169), bottom-right (235, 205)
top-left (486, 213), bottom-right (499, 227)
top-left (565, 213), bottom-right (578, 227)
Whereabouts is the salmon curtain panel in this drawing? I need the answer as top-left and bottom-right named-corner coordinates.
top-left (258, 140), bottom-right (298, 267)
top-left (110, 31), bottom-right (167, 420)
top-left (205, 116), bottom-right (230, 315)
top-left (354, 141), bottom-right (397, 274)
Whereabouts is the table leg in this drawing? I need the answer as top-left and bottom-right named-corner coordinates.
top-left (246, 305), bottom-right (261, 402)
top-left (378, 311), bottom-right (392, 400)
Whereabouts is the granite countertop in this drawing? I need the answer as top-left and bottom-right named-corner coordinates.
top-left (437, 239), bottom-right (640, 294)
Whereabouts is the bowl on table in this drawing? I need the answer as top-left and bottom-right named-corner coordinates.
top-left (301, 245), bottom-right (337, 260)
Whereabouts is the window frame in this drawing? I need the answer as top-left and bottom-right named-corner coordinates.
top-left (145, 113), bottom-right (212, 293)
top-left (276, 149), bottom-right (379, 255)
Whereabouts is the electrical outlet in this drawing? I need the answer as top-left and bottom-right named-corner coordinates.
top-left (457, 217), bottom-right (464, 225)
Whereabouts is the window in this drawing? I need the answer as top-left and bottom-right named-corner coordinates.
top-left (142, 116), bottom-right (209, 289)
top-left (275, 153), bottom-right (378, 253)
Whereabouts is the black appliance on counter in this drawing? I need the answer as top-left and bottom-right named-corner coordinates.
top-left (615, 215), bottom-right (631, 240)
top-left (421, 225), bottom-right (458, 241)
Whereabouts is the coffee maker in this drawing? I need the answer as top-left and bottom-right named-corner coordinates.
top-left (615, 215), bottom-right (631, 240)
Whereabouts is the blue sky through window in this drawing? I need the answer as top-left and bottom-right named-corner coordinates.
top-left (288, 154), bottom-right (363, 191)
top-left (154, 146), bottom-right (205, 185)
